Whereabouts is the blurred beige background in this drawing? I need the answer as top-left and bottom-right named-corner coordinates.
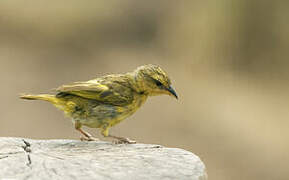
top-left (1, 1), bottom-right (289, 179)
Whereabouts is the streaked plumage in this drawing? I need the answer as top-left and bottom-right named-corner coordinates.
top-left (20, 64), bottom-right (177, 143)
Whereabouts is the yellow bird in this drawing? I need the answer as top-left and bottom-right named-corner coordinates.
top-left (20, 64), bottom-right (178, 144)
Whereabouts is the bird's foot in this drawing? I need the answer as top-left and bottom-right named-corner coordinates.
top-left (80, 136), bottom-right (99, 141)
top-left (113, 137), bottom-right (136, 144)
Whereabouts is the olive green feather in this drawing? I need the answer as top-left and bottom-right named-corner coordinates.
top-left (56, 74), bottom-right (136, 106)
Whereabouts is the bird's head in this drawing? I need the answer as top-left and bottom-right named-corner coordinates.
top-left (133, 64), bottom-right (178, 99)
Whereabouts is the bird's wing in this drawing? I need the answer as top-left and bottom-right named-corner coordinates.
top-left (56, 75), bottom-right (135, 106)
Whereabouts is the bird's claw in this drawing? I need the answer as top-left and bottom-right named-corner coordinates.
top-left (113, 138), bottom-right (136, 144)
top-left (80, 136), bottom-right (99, 141)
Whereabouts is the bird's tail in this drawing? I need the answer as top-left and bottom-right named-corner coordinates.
top-left (20, 94), bottom-right (58, 104)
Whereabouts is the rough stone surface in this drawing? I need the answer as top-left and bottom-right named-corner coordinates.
top-left (0, 137), bottom-right (207, 180)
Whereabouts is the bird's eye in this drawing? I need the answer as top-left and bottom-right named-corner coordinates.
top-left (154, 79), bottom-right (163, 87)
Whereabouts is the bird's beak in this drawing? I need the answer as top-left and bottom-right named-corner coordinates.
top-left (166, 85), bottom-right (178, 99)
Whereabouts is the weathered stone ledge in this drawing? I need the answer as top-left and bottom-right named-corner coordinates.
top-left (0, 137), bottom-right (207, 180)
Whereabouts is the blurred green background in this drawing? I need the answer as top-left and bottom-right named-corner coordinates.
top-left (1, 1), bottom-right (289, 179)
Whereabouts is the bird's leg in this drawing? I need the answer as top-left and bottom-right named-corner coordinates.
top-left (101, 126), bottom-right (136, 144)
top-left (78, 129), bottom-right (99, 141)
top-left (74, 122), bottom-right (98, 141)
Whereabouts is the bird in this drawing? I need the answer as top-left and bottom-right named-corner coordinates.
top-left (20, 64), bottom-right (178, 144)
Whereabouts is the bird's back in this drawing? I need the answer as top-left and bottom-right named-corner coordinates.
top-left (56, 73), bottom-right (136, 106)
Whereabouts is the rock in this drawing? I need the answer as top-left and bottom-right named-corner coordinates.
top-left (0, 137), bottom-right (207, 180)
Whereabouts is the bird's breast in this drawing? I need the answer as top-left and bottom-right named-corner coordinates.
top-left (109, 94), bottom-right (148, 126)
